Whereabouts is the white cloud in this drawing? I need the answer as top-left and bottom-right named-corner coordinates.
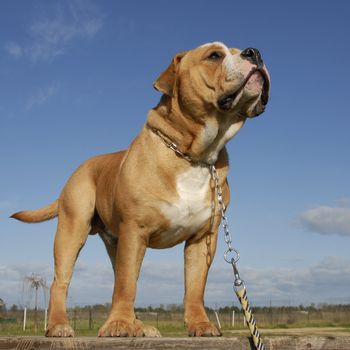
top-left (298, 201), bottom-right (350, 237)
top-left (26, 83), bottom-right (59, 110)
top-left (335, 198), bottom-right (350, 207)
top-left (208, 257), bottom-right (350, 305)
top-left (5, 42), bottom-right (23, 58)
top-left (5, 0), bottom-right (104, 62)
top-left (1, 257), bottom-right (350, 307)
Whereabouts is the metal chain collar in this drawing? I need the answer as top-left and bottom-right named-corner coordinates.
top-left (146, 123), bottom-right (205, 166)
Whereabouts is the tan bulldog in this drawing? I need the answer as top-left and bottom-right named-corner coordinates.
top-left (11, 42), bottom-right (270, 337)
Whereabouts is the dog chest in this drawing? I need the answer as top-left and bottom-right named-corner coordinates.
top-left (155, 166), bottom-right (212, 246)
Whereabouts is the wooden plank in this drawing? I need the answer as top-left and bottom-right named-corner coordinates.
top-left (0, 336), bottom-right (350, 350)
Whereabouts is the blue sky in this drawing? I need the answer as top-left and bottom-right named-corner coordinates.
top-left (1, 0), bottom-right (350, 308)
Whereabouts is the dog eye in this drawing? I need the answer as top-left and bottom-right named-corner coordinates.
top-left (207, 51), bottom-right (223, 60)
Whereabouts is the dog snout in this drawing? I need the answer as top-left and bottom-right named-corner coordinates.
top-left (240, 48), bottom-right (263, 67)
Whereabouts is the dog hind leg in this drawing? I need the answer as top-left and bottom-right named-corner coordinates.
top-left (45, 217), bottom-right (91, 336)
top-left (45, 176), bottom-right (96, 337)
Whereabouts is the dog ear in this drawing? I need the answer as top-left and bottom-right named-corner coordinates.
top-left (153, 51), bottom-right (187, 97)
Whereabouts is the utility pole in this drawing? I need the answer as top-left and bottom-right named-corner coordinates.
top-left (89, 306), bottom-right (93, 330)
top-left (269, 300), bottom-right (273, 326)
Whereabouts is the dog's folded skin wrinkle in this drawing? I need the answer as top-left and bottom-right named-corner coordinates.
top-left (10, 41), bottom-right (270, 338)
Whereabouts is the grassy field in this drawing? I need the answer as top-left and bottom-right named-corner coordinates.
top-left (1, 319), bottom-right (349, 337)
top-left (1, 305), bottom-right (350, 337)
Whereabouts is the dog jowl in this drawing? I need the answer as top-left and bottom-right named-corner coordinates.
top-left (11, 42), bottom-right (270, 337)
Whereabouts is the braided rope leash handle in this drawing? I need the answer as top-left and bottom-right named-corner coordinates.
top-left (235, 284), bottom-right (265, 350)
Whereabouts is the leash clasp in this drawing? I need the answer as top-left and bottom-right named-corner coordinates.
top-left (231, 259), bottom-right (244, 291)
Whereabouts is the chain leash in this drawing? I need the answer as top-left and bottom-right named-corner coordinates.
top-left (147, 123), bottom-right (265, 349)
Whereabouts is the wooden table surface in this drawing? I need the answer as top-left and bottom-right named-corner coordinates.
top-left (1, 336), bottom-right (350, 350)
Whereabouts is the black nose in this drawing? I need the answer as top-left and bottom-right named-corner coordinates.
top-left (241, 48), bottom-right (263, 67)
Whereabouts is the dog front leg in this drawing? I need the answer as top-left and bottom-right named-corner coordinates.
top-left (184, 230), bottom-right (222, 337)
top-left (98, 224), bottom-right (160, 337)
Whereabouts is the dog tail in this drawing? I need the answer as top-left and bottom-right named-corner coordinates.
top-left (10, 200), bottom-right (59, 223)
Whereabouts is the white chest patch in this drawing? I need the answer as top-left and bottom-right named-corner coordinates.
top-left (157, 166), bottom-right (212, 246)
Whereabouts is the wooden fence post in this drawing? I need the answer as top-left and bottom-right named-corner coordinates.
top-left (89, 306), bottom-right (93, 330)
top-left (214, 311), bottom-right (221, 329)
top-left (23, 307), bottom-right (27, 331)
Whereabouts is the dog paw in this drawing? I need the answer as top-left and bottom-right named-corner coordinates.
top-left (98, 319), bottom-right (137, 337)
top-left (45, 323), bottom-right (75, 337)
top-left (187, 321), bottom-right (222, 337)
top-left (135, 319), bottom-right (162, 337)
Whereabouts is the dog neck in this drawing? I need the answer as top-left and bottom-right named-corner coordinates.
top-left (146, 95), bottom-right (246, 164)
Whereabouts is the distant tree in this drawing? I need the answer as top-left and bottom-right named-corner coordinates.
top-left (91, 304), bottom-right (109, 312)
top-left (219, 306), bottom-right (233, 313)
top-left (167, 304), bottom-right (183, 313)
top-left (10, 304), bottom-right (18, 312)
top-left (0, 298), bottom-right (5, 313)
top-left (309, 303), bottom-right (316, 311)
top-left (147, 305), bottom-right (154, 312)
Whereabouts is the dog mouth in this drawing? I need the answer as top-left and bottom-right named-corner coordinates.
top-left (217, 68), bottom-right (270, 112)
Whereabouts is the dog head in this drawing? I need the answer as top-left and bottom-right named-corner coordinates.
top-left (153, 42), bottom-right (270, 120)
